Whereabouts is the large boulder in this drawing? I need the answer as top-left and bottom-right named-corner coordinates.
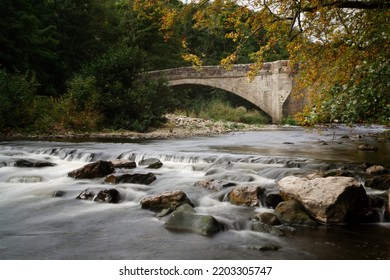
top-left (68, 160), bottom-right (114, 179)
top-left (105, 173), bottom-right (156, 185)
top-left (140, 190), bottom-right (194, 212)
top-left (274, 200), bottom-right (318, 227)
top-left (165, 204), bottom-right (225, 236)
top-left (277, 176), bottom-right (369, 224)
top-left (226, 185), bottom-right (265, 207)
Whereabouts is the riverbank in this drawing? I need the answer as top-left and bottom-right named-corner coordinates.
top-left (1, 114), bottom-right (388, 141)
top-left (0, 114), bottom-right (282, 140)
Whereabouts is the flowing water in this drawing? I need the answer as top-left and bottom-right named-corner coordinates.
top-left (0, 126), bottom-right (389, 260)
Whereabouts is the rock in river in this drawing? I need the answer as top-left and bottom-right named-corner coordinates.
top-left (274, 200), bottom-right (318, 227)
top-left (253, 212), bottom-right (281, 226)
top-left (364, 174), bottom-right (390, 190)
top-left (68, 160), bottom-right (115, 179)
top-left (110, 159), bottom-right (136, 169)
top-left (251, 221), bottom-right (285, 236)
top-left (226, 185), bottom-right (265, 207)
top-left (140, 190), bottom-right (194, 212)
top-left (76, 188), bottom-right (121, 203)
top-left (165, 204), bottom-right (225, 236)
top-left (138, 158), bottom-right (163, 169)
top-left (193, 179), bottom-right (236, 192)
top-left (105, 173), bottom-right (156, 185)
top-left (13, 159), bottom-right (56, 168)
top-left (277, 176), bottom-right (369, 224)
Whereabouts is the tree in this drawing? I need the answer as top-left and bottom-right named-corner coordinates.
top-left (0, 0), bottom-right (59, 95)
top-left (0, 0), bottom-right (124, 96)
top-left (66, 45), bottom-right (175, 132)
top-left (116, 0), bottom-right (186, 69)
top-left (175, 0), bottom-right (390, 124)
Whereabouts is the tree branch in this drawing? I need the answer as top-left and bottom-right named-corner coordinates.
top-left (302, 0), bottom-right (390, 12)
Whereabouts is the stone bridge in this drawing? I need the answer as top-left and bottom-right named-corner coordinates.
top-left (149, 60), bottom-right (306, 123)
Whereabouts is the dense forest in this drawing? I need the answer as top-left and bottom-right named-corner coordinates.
top-left (0, 0), bottom-right (389, 134)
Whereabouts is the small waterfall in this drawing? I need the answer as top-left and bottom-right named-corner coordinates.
top-left (33, 147), bottom-right (99, 162)
top-left (118, 151), bottom-right (220, 165)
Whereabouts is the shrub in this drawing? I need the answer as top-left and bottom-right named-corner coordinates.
top-left (61, 75), bottom-right (103, 131)
top-left (69, 45), bottom-right (174, 132)
top-left (303, 59), bottom-right (390, 125)
top-left (0, 69), bottom-right (37, 130)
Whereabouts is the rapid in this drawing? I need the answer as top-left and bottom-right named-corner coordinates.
top-left (0, 125), bottom-right (389, 260)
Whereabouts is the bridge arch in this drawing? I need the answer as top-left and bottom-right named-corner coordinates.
top-left (169, 80), bottom-right (272, 119)
top-left (149, 60), bottom-right (303, 123)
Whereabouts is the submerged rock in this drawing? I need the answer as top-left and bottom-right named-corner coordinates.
top-left (358, 144), bottom-right (378, 151)
top-left (165, 204), bottom-right (225, 236)
top-left (274, 200), bottom-right (318, 227)
top-left (253, 212), bottom-right (281, 226)
top-left (366, 165), bottom-right (386, 175)
top-left (53, 190), bottom-right (66, 198)
top-left (68, 160), bottom-right (114, 179)
top-left (140, 190), bottom-right (194, 212)
top-left (251, 221), bottom-right (285, 236)
top-left (277, 176), bottom-right (369, 224)
top-left (7, 175), bottom-right (44, 183)
top-left (193, 179), bottom-right (236, 192)
top-left (76, 188), bottom-right (121, 203)
top-left (138, 158), bottom-right (163, 169)
top-left (110, 159), bottom-right (136, 169)
top-left (226, 185), bottom-right (265, 207)
top-left (322, 170), bottom-right (353, 178)
top-left (105, 173), bottom-right (156, 185)
top-left (13, 159), bottom-right (56, 168)
top-left (365, 175), bottom-right (390, 190)
top-left (258, 245), bottom-right (280, 251)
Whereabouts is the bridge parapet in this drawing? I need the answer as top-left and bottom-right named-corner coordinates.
top-left (148, 60), bottom-right (290, 80)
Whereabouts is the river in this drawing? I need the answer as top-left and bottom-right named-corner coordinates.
top-left (0, 125), bottom-right (389, 260)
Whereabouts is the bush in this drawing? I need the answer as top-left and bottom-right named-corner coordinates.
top-left (0, 69), bottom-right (37, 130)
top-left (61, 75), bottom-right (103, 131)
top-left (303, 59), bottom-right (390, 125)
top-left (68, 45), bottom-right (174, 132)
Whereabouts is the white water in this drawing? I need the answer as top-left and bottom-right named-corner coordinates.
top-left (0, 126), bottom-right (389, 259)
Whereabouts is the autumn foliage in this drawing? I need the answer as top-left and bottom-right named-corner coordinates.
top-left (162, 0), bottom-right (390, 125)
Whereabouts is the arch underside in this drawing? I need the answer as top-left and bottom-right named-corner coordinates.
top-left (169, 79), bottom-right (273, 119)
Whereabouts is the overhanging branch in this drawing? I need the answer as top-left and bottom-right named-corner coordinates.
top-left (302, 0), bottom-right (390, 12)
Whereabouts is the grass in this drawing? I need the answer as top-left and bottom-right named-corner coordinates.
top-left (176, 99), bottom-right (269, 125)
